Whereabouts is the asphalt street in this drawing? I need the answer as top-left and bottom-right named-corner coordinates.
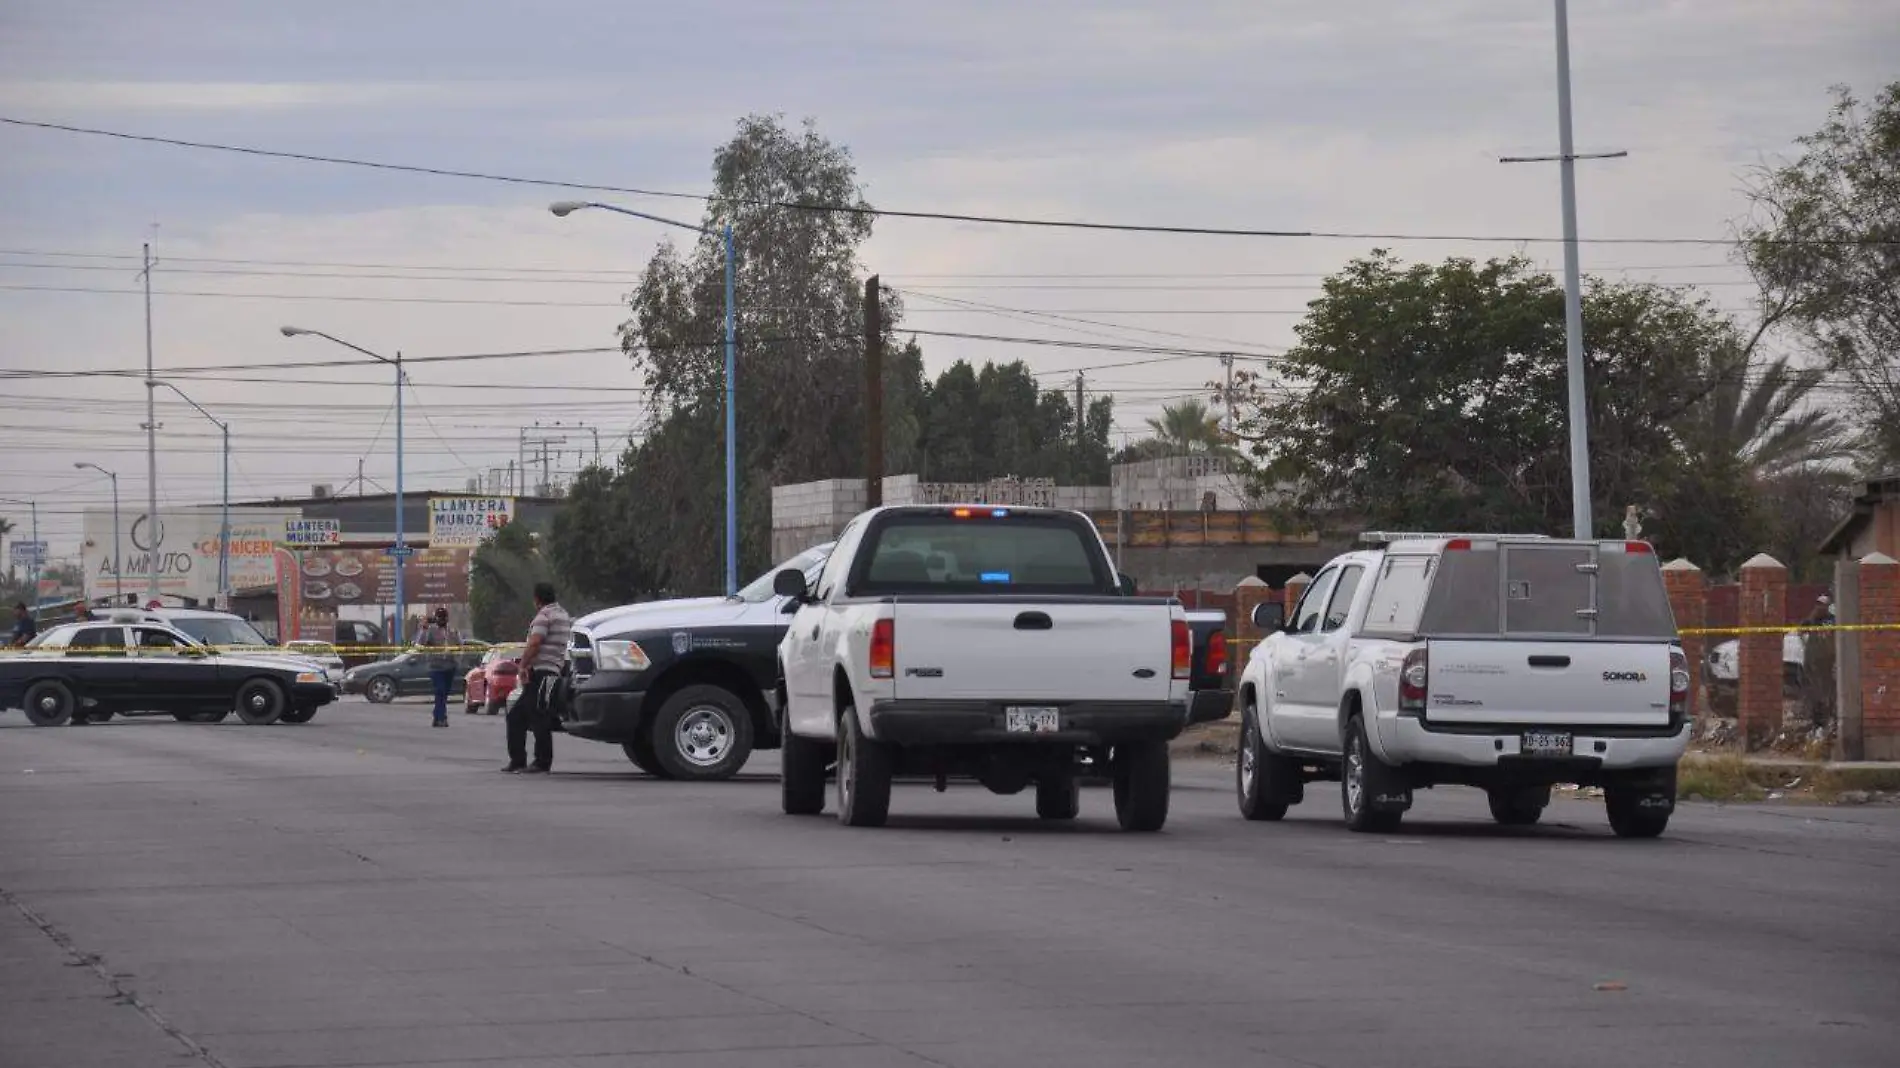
top-left (3, 698), bottom-right (1896, 1068)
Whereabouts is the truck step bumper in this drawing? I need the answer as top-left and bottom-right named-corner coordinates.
top-left (1380, 716), bottom-right (1690, 772)
top-left (866, 699), bottom-right (1187, 747)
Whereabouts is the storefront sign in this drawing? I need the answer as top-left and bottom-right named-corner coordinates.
top-left (428, 496), bottom-right (513, 547)
top-left (282, 518), bottom-right (341, 547)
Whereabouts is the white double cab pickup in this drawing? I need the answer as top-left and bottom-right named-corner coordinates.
top-left (773, 504), bottom-right (1193, 830)
top-left (1236, 533), bottom-right (1690, 837)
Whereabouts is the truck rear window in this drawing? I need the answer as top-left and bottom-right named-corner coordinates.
top-left (1416, 542), bottom-right (1676, 639)
top-left (848, 512), bottom-right (1113, 596)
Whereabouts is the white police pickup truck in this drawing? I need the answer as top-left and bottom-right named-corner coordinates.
top-left (1235, 533), bottom-right (1689, 838)
top-left (773, 504), bottom-right (1192, 830)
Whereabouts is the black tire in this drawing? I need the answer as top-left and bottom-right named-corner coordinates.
top-left (172, 710), bottom-right (197, 722)
top-left (1112, 740), bottom-right (1170, 832)
top-left (621, 736), bottom-right (669, 778)
top-left (1236, 706), bottom-right (1296, 822)
top-left (781, 729), bottom-right (829, 816)
top-left (650, 685), bottom-right (755, 781)
top-left (1342, 715), bottom-right (1407, 833)
top-left (234, 678), bottom-right (287, 725)
top-left (1606, 769), bottom-right (1675, 839)
top-left (279, 705), bottom-right (317, 725)
top-left (836, 707), bottom-right (893, 827)
top-left (483, 698), bottom-right (504, 715)
top-left (191, 709), bottom-right (231, 724)
top-left (1487, 786), bottom-right (1549, 826)
top-left (463, 699), bottom-right (480, 715)
top-left (365, 676), bottom-right (396, 704)
top-left (1036, 775), bottom-right (1081, 820)
top-left (22, 680), bottom-right (77, 727)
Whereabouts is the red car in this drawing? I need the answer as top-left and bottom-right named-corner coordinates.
top-left (464, 644), bottom-right (525, 715)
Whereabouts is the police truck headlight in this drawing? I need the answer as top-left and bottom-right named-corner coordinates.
top-left (594, 640), bottom-right (651, 673)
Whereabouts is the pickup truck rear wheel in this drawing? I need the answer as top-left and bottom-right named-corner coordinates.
top-left (22, 680), bottom-right (77, 727)
top-left (1036, 775), bottom-right (1080, 820)
top-left (1237, 709), bottom-right (1295, 821)
top-left (1606, 769), bottom-right (1675, 839)
top-left (781, 730), bottom-right (829, 815)
top-left (234, 679), bottom-right (287, 725)
top-left (1342, 715), bottom-right (1406, 833)
top-left (836, 706), bottom-right (893, 827)
top-left (1112, 740), bottom-right (1170, 832)
top-left (1486, 786), bottom-right (1549, 826)
top-left (651, 685), bottom-right (754, 781)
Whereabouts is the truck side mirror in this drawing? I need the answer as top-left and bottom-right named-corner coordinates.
top-left (1251, 601), bottom-right (1286, 631)
top-left (1118, 573), bottom-right (1138, 597)
top-left (772, 568), bottom-right (810, 601)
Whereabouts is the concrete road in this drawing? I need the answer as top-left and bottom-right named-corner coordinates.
top-left (3, 698), bottom-right (1896, 1068)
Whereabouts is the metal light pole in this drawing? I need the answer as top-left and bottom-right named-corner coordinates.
top-left (1501, 0), bottom-right (1626, 540)
top-left (74, 464), bottom-right (122, 603)
top-left (0, 497), bottom-right (38, 605)
top-left (550, 200), bottom-right (740, 595)
top-left (141, 241), bottom-right (160, 600)
top-left (281, 328), bottom-right (407, 638)
top-left (153, 383), bottom-right (230, 605)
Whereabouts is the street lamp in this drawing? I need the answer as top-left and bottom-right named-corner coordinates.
top-left (74, 463), bottom-right (121, 603)
top-left (151, 383), bottom-right (230, 606)
top-left (281, 327), bottom-right (408, 640)
top-left (0, 496), bottom-right (39, 607)
top-left (549, 199), bottom-right (740, 596)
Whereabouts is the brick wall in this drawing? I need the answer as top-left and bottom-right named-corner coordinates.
top-left (1860, 554), bottom-right (1900, 761)
top-left (1738, 555), bottom-right (1788, 748)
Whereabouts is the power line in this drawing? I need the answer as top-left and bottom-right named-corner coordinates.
top-left (6, 116), bottom-right (1890, 247)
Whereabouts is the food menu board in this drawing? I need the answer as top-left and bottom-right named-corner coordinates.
top-left (291, 547), bottom-right (472, 608)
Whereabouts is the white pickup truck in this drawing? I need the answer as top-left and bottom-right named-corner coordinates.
top-left (773, 504), bottom-right (1192, 830)
top-left (1235, 533), bottom-right (1690, 838)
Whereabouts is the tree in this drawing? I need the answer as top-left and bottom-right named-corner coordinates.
top-left (1685, 351), bottom-right (1853, 481)
top-left (1145, 400), bottom-right (1225, 453)
top-left (1233, 252), bottom-right (1767, 571)
top-left (916, 360), bottom-right (1114, 484)
top-left (469, 521), bottom-right (550, 643)
top-left (1740, 82), bottom-right (1900, 468)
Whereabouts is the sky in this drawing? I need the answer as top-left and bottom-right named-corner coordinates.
top-left (1, 0), bottom-right (1894, 562)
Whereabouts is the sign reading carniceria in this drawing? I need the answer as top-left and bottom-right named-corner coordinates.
top-left (427, 496), bottom-right (514, 547)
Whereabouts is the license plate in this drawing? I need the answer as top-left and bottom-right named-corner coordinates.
top-left (1521, 730), bottom-right (1573, 757)
top-left (1005, 706), bottom-right (1061, 733)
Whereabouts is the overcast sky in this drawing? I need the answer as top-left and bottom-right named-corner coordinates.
top-left (2, 0), bottom-right (1893, 559)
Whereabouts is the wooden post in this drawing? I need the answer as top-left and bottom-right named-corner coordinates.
top-left (864, 274), bottom-right (883, 508)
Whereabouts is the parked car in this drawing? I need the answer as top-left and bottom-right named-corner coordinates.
top-left (285, 640), bottom-right (347, 675)
top-left (561, 542), bottom-right (834, 780)
top-left (1235, 533), bottom-right (1689, 838)
top-left (775, 504), bottom-right (1191, 830)
top-left (2, 617), bottom-right (337, 726)
top-left (465, 643), bottom-right (524, 715)
top-left (340, 651), bottom-right (467, 703)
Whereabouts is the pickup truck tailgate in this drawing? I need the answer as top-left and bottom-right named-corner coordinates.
top-left (1425, 640), bottom-right (1673, 728)
top-left (892, 601), bottom-right (1174, 703)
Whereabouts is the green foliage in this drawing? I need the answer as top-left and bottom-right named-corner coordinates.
top-left (1233, 252), bottom-right (1771, 572)
top-left (469, 520), bottom-right (550, 642)
top-left (1119, 399), bottom-right (1232, 461)
top-left (1741, 82), bottom-right (1900, 469)
top-left (917, 360), bottom-right (1114, 484)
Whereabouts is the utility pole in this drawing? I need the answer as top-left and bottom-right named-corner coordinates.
top-left (1501, 0), bottom-right (1626, 539)
top-left (140, 241), bottom-right (160, 603)
top-left (1075, 372), bottom-right (1086, 447)
top-left (865, 275), bottom-right (883, 509)
top-left (1220, 354), bottom-right (1236, 436)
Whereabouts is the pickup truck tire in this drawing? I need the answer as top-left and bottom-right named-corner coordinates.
top-left (1342, 715), bottom-right (1405, 834)
top-left (836, 706), bottom-right (893, 827)
top-left (1236, 709), bottom-right (1295, 821)
top-left (1605, 770), bottom-right (1674, 839)
top-left (365, 676), bottom-right (396, 704)
top-left (651, 685), bottom-right (753, 781)
top-left (23, 680), bottom-right (77, 727)
top-left (234, 679), bottom-right (287, 726)
top-left (1112, 741), bottom-right (1170, 832)
top-left (1486, 786), bottom-right (1549, 826)
top-left (781, 730), bottom-right (829, 815)
top-left (1036, 775), bottom-right (1081, 820)
top-left (621, 735), bottom-right (671, 778)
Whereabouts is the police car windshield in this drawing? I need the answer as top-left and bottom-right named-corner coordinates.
top-left (734, 545), bottom-right (832, 603)
top-left (171, 617), bottom-right (271, 648)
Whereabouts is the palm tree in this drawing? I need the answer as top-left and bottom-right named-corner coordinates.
top-left (1693, 353), bottom-right (1853, 480)
top-left (1138, 400), bottom-right (1229, 457)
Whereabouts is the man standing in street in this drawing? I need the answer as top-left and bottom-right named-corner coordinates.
top-left (10, 603), bottom-right (36, 647)
top-left (417, 607), bottom-right (460, 728)
top-left (505, 582), bottom-right (569, 774)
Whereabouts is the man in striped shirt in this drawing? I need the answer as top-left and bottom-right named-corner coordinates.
top-left (504, 582), bottom-right (570, 774)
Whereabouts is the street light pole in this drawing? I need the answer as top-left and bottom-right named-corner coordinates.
top-left (141, 241), bottom-right (160, 601)
top-left (550, 200), bottom-right (740, 595)
top-left (281, 327), bottom-right (406, 639)
top-left (74, 464), bottom-right (122, 603)
top-left (153, 383), bottom-right (231, 607)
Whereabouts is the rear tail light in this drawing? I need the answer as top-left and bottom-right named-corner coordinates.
top-left (1398, 648), bottom-right (1429, 717)
top-left (1206, 630), bottom-right (1228, 679)
top-left (869, 618), bottom-right (895, 679)
top-left (1443, 539), bottom-right (1471, 552)
top-left (1669, 648), bottom-right (1690, 719)
top-left (1623, 541), bottom-right (1653, 554)
top-left (1171, 620), bottom-right (1192, 680)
